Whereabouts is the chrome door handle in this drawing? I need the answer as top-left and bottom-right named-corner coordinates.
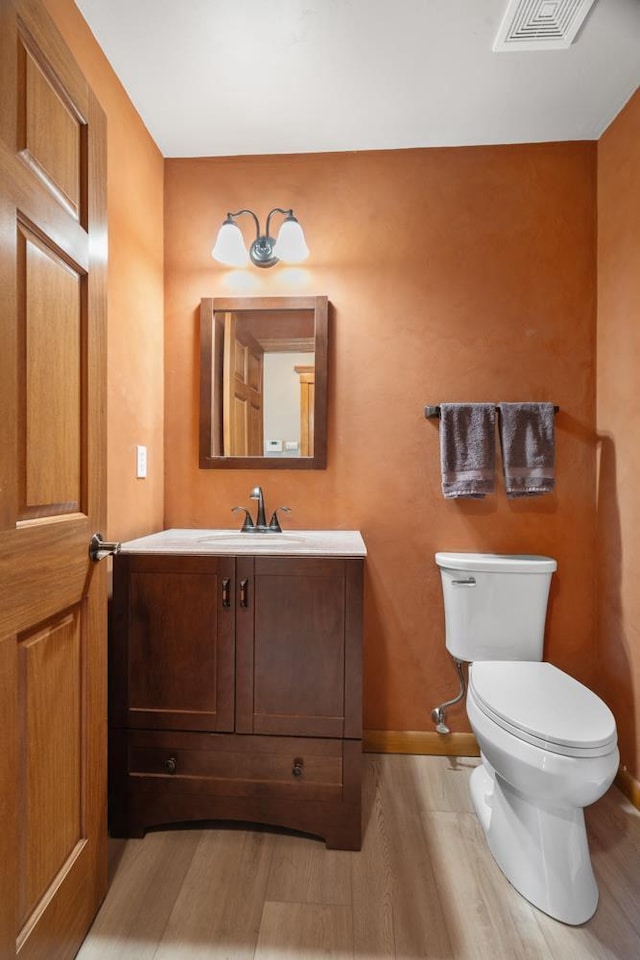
top-left (89, 533), bottom-right (121, 562)
top-left (221, 577), bottom-right (231, 608)
top-left (239, 578), bottom-right (249, 608)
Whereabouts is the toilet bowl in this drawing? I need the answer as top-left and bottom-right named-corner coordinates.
top-left (434, 552), bottom-right (619, 925)
top-left (467, 661), bottom-right (619, 925)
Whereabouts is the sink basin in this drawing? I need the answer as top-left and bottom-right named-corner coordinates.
top-left (196, 532), bottom-right (304, 546)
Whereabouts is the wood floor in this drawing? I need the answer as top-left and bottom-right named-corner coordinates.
top-left (77, 754), bottom-right (640, 959)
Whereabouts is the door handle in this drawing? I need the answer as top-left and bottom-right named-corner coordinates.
top-left (222, 577), bottom-right (231, 608)
top-left (89, 533), bottom-right (121, 562)
top-left (240, 578), bottom-right (249, 608)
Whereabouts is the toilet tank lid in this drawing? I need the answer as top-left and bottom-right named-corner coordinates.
top-left (435, 552), bottom-right (557, 573)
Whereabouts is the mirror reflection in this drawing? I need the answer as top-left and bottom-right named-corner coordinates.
top-left (199, 296), bottom-right (328, 469)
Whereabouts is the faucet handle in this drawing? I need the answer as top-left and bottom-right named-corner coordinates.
top-left (232, 506), bottom-right (255, 531)
top-left (269, 506), bottom-right (291, 532)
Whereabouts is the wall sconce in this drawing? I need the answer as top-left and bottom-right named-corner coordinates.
top-left (211, 207), bottom-right (309, 269)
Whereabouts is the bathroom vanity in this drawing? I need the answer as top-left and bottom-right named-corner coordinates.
top-left (108, 529), bottom-right (366, 849)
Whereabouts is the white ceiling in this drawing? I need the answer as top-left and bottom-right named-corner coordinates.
top-left (74, 0), bottom-right (640, 158)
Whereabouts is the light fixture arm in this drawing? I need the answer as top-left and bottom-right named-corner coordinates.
top-left (223, 208), bottom-right (277, 268)
top-left (226, 209), bottom-right (261, 239)
top-left (212, 206), bottom-right (309, 269)
top-left (265, 207), bottom-right (292, 238)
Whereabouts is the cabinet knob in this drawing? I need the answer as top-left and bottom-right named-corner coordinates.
top-left (164, 756), bottom-right (177, 775)
top-left (292, 757), bottom-right (304, 778)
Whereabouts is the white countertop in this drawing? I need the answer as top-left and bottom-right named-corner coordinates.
top-left (119, 529), bottom-right (367, 558)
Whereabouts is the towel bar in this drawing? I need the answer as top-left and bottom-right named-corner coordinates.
top-left (424, 404), bottom-right (559, 419)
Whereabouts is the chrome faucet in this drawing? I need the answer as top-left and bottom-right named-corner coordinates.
top-left (250, 486), bottom-right (267, 528)
top-left (232, 486), bottom-right (291, 533)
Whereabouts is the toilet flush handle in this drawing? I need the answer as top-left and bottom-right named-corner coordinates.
top-left (452, 577), bottom-right (476, 587)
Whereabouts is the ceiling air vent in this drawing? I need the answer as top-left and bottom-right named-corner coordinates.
top-left (493, 0), bottom-right (598, 51)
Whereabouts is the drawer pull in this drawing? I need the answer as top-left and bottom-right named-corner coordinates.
top-left (292, 757), bottom-right (304, 778)
top-left (240, 578), bottom-right (249, 608)
top-left (222, 578), bottom-right (231, 608)
top-left (164, 756), bottom-right (177, 775)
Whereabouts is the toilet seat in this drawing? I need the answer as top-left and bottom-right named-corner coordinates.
top-left (469, 661), bottom-right (617, 758)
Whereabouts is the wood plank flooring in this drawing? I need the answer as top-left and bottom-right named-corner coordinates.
top-left (77, 755), bottom-right (640, 959)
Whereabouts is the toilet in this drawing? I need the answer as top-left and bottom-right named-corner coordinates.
top-left (435, 552), bottom-right (619, 925)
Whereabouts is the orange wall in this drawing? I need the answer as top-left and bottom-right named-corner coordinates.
top-left (597, 89), bottom-right (640, 782)
top-left (43, 0), bottom-right (165, 543)
top-left (164, 145), bottom-right (598, 733)
top-left (40, 1), bottom-right (610, 743)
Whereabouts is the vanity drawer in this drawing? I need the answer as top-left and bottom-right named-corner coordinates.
top-left (127, 730), bottom-right (344, 801)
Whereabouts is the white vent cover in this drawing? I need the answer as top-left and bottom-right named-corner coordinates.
top-left (494, 0), bottom-right (598, 51)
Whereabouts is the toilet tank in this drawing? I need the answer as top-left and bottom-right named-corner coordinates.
top-left (435, 553), bottom-right (557, 662)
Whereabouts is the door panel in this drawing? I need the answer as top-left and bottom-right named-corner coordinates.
top-left (19, 37), bottom-right (83, 217)
top-left (235, 558), bottom-right (347, 738)
top-left (0, 631), bottom-right (19, 958)
top-left (110, 555), bottom-right (236, 734)
top-left (20, 611), bottom-right (83, 926)
top-left (0, 1), bottom-right (107, 957)
top-left (19, 223), bottom-right (84, 518)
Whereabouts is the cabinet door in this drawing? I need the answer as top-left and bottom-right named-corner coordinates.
top-left (111, 555), bottom-right (235, 732)
top-left (235, 557), bottom-right (363, 738)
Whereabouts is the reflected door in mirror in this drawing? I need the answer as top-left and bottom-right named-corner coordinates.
top-left (223, 312), bottom-right (264, 456)
top-left (296, 365), bottom-right (315, 457)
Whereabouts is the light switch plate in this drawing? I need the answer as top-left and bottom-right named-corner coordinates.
top-left (136, 445), bottom-right (147, 478)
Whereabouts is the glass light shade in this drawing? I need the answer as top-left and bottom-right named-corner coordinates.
top-left (273, 217), bottom-right (309, 263)
top-left (212, 220), bottom-right (249, 267)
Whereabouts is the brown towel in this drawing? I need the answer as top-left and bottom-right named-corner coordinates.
top-left (439, 403), bottom-right (496, 499)
top-left (498, 402), bottom-right (555, 497)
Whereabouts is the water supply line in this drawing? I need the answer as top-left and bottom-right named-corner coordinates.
top-left (431, 657), bottom-right (467, 734)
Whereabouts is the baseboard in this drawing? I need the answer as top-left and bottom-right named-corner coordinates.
top-left (615, 766), bottom-right (640, 811)
top-left (363, 729), bottom-right (480, 757)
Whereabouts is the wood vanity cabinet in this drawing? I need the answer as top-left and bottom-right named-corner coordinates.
top-left (109, 550), bottom-right (364, 849)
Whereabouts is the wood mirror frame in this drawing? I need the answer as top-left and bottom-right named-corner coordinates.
top-left (199, 295), bottom-right (328, 469)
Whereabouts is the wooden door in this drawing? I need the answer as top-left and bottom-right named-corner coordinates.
top-left (235, 557), bottom-right (363, 739)
top-left (223, 312), bottom-right (264, 456)
top-left (0, 1), bottom-right (108, 957)
top-left (295, 364), bottom-right (315, 456)
top-left (110, 555), bottom-right (236, 733)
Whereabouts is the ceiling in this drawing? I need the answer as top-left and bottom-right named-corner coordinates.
top-left (74, 0), bottom-right (640, 158)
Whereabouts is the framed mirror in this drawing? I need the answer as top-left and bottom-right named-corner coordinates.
top-left (199, 295), bottom-right (328, 469)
